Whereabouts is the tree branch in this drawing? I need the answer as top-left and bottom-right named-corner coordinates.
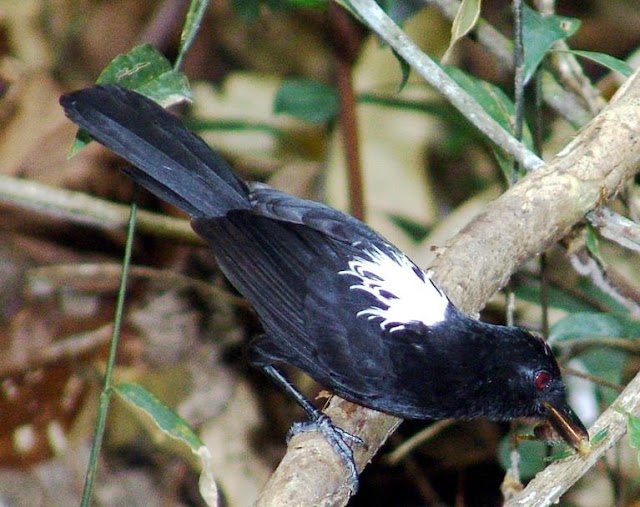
top-left (0, 173), bottom-right (198, 244)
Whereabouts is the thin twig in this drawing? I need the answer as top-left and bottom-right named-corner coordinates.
top-left (588, 208), bottom-right (640, 253)
top-left (384, 419), bottom-right (455, 465)
top-left (0, 173), bottom-right (198, 244)
top-left (569, 252), bottom-right (640, 318)
top-left (80, 195), bottom-right (138, 505)
top-left (562, 366), bottom-right (625, 393)
top-left (0, 323), bottom-right (113, 378)
top-left (556, 337), bottom-right (640, 355)
top-left (26, 263), bottom-right (249, 307)
top-left (328, 3), bottom-right (366, 221)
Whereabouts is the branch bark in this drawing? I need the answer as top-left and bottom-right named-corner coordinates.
top-left (255, 65), bottom-right (640, 506)
top-left (0, 173), bottom-right (197, 244)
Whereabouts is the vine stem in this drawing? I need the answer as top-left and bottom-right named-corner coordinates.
top-left (80, 196), bottom-right (138, 506)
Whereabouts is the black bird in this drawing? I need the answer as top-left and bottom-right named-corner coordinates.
top-left (60, 85), bottom-right (589, 488)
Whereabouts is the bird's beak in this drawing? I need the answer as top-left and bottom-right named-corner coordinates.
top-left (540, 401), bottom-right (590, 454)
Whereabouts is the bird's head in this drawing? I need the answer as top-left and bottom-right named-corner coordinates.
top-left (494, 327), bottom-right (590, 453)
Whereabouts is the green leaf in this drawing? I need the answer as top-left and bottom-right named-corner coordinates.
top-left (231, 0), bottom-right (261, 19)
top-left (522, 5), bottom-right (581, 84)
top-left (70, 44), bottom-right (191, 156)
top-left (585, 225), bottom-right (604, 264)
top-left (442, 65), bottom-right (533, 181)
top-left (95, 44), bottom-right (191, 107)
top-left (554, 49), bottom-right (633, 78)
top-left (114, 383), bottom-right (219, 505)
top-left (231, 0), bottom-right (294, 20)
top-left (186, 118), bottom-right (286, 139)
top-left (544, 447), bottom-right (574, 462)
top-left (629, 415), bottom-right (640, 449)
top-left (582, 348), bottom-right (626, 406)
top-left (443, 0), bottom-right (481, 61)
top-left (551, 312), bottom-right (637, 402)
top-left (392, 49), bottom-right (411, 91)
top-left (442, 66), bottom-right (517, 136)
top-left (114, 382), bottom-right (204, 451)
top-left (514, 276), bottom-right (597, 313)
top-left (550, 312), bottom-right (640, 342)
top-left (69, 130), bottom-right (95, 157)
top-left (285, 0), bottom-right (327, 7)
top-left (628, 415), bottom-right (640, 467)
top-left (498, 437), bottom-right (547, 480)
top-left (274, 78), bottom-right (339, 123)
top-left (387, 213), bottom-right (431, 242)
top-left (592, 427), bottom-right (608, 446)
top-left (451, 0), bottom-right (481, 41)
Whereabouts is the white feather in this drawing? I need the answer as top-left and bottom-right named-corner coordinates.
top-left (339, 246), bottom-right (449, 332)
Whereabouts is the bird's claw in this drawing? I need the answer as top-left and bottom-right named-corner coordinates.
top-left (288, 414), bottom-right (362, 494)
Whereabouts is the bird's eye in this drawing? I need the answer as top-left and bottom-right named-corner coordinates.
top-left (534, 370), bottom-right (552, 391)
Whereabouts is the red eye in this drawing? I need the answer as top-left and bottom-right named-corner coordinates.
top-left (534, 371), bottom-right (552, 391)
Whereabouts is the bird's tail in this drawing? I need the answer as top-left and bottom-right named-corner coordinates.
top-left (60, 85), bottom-right (250, 218)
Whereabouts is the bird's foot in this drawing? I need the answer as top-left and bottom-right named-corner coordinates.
top-left (289, 413), bottom-right (363, 494)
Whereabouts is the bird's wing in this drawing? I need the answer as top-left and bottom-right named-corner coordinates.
top-left (194, 212), bottom-right (408, 396)
top-left (193, 192), bottom-right (454, 407)
top-left (247, 183), bottom-right (385, 244)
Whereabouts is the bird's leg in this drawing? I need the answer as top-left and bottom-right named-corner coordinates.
top-left (261, 364), bottom-right (362, 493)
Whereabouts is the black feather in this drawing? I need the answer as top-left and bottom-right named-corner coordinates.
top-left (60, 85), bottom-right (249, 217)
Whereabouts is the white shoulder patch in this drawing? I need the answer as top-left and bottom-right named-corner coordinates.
top-left (339, 246), bottom-right (449, 332)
